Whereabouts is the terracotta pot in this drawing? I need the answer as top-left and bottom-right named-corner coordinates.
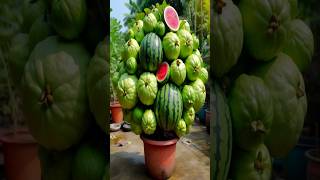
top-left (141, 135), bottom-right (178, 180)
top-left (110, 101), bottom-right (123, 123)
top-left (0, 130), bottom-right (41, 180)
top-left (306, 149), bottom-right (320, 180)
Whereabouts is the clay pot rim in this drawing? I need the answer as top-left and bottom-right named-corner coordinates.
top-left (0, 130), bottom-right (36, 144)
top-left (110, 101), bottom-right (121, 108)
top-left (305, 149), bottom-right (320, 163)
top-left (140, 135), bottom-right (178, 146)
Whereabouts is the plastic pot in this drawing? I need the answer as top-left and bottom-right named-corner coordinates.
top-left (305, 149), bottom-right (320, 180)
top-left (110, 101), bottom-right (123, 123)
top-left (0, 130), bottom-right (41, 180)
top-left (141, 135), bottom-right (178, 180)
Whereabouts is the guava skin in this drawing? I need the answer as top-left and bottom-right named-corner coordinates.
top-left (212, 0), bottom-right (243, 77)
top-left (163, 32), bottom-right (180, 61)
top-left (21, 36), bottom-right (91, 151)
top-left (51, 0), bottom-right (87, 40)
top-left (253, 53), bottom-right (307, 157)
top-left (239, 0), bottom-right (291, 61)
top-left (229, 74), bottom-right (273, 151)
top-left (230, 144), bottom-right (272, 180)
top-left (137, 72), bottom-right (158, 106)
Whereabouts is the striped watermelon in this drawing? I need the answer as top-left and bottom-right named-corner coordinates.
top-left (210, 82), bottom-right (232, 180)
top-left (154, 83), bottom-right (183, 131)
top-left (139, 33), bottom-right (163, 72)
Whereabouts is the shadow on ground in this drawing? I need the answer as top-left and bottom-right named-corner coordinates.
top-left (110, 151), bottom-right (150, 180)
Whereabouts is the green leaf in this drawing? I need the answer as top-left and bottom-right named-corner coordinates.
top-left (144, 8), bottom-right (151, 14)
top-left (135, 12), bottom-right (145, 21)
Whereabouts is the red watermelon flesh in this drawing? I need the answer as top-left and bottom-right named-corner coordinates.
top-left (164, 6), bottom-right (180, 32)
top-left (156, 62), bottom-right (170, 84)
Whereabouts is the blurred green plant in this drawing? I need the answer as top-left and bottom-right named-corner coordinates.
top-left (181, 0), bottom-right (210, 63)
top-left (110, 14), bottom-right (125, 101)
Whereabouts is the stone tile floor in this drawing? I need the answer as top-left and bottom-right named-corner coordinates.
top-left (110, 122), bottom-right (210, 180)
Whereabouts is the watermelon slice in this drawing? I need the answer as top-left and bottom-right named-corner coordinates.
top-left (164, 6), bottom-right (180, 32)
top-left (156, 62), bottom-right (170, 84)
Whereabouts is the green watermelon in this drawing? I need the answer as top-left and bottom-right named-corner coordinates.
top-left (72, 143), bottom-right (106, 180)
top-left (132, 106), bottom-right (144, 125)
top-left (154, 83), bottom-right (183, 131)
top-left (38, 146), bottom-right (74, 180)
top-left (156, 62), bottom-right (170, 84)
top-left (210, 82), bottom-right (232, 180)
top-left (139, 33), bottom-right (163, 72)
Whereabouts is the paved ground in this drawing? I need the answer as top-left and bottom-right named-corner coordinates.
top-left (110, 122), bottom-right (210, 180)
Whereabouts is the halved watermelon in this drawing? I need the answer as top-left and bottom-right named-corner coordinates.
top-left (156, 62), bottom-right (170, 84)
top-left (164, 6), bottom-right (180, 32)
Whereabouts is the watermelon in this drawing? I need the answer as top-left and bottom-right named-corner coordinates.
top-left (210, 83), bottom-right (232, 180)
top-left (164, 6), bottom-right (180, 32)
top-left (154, 83), bottom-right (183, 131)
top-left (139, 33), bottom-right (163, 72)
top-left (72, 143), bottom-right (106, 180)
top-left (156, 62), bottom-right (170, 84)
top-left (132, 106), bottom-right (144, 125)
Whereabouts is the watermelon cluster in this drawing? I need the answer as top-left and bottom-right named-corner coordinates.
top-left (1, 0), bottom-right (108, 179)
top-left (211, 0), bottom-right (313, 179)
top-left (113, 2), bottom-right (208, 137)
